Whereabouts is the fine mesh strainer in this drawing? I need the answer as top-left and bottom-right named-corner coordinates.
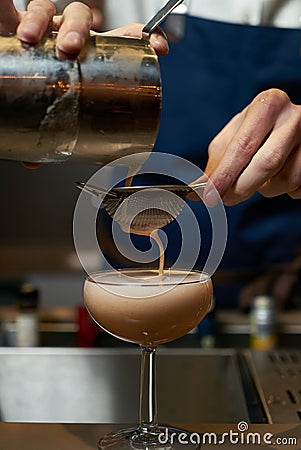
top-left (76, 181), bottom-right (206, 233)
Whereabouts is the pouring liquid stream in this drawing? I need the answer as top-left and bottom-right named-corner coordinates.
top-left (125, 169), bottom-right (166, 277)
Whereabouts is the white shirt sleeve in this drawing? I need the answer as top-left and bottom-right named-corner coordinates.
top-left (189, 0), bottom-right (301, 28)
top-left (13, 0), bottom-right (28, 9)
top-left (13, 0), bottom-right (301, 29)
top-left (100, 0), bottom-right (301, 29)
top-left (101, 0), bottom-right (166, 30)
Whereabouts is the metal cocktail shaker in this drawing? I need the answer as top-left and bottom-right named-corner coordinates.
top-left (0, 33), bottom-right (161, 165)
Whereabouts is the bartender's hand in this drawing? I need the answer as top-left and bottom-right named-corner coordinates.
top-left (1, 0), bottom-right (93, 58)
top-left (1, 0), bottom-right (168, 60)
top-left (73, 3), bottom-right (169, 56)
top-left (2, 1), bottom-right (168, 169)
top-left (102, 23), bottom-right (169, 56)
top-left (196, 89), bottom-right (301, 206)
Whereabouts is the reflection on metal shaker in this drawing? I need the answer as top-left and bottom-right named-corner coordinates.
top-left (0, 33), bottom-right (161, 165)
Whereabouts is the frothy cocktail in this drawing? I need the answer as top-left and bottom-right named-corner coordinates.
top-left (84, 269), bottom-right (212, 347)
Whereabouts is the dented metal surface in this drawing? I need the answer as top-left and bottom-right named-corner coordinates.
top-left (0, 34), bottom-right (161, 164)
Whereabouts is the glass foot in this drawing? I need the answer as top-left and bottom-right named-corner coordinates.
top-left (98, 426), bottom-right (200, 449)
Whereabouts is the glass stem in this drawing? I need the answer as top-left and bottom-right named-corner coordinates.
top-left (139, 346), bottom-right (158, 430)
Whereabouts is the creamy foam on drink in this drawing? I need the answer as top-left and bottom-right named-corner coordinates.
top-left (84, 269), bottom-right (213, 347)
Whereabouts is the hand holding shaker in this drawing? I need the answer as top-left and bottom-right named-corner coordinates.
top-left (0, 33), bottom-right (161, 165)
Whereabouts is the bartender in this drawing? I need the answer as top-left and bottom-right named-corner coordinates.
top-left (12, 0), bottom-right (301, 309)
top-left (149, 0), bottom-right (301, 309)
top-left (92, 0), bottom-right (301, 310)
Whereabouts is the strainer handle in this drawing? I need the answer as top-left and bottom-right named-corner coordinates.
top-left (142, 0), bottom-right (185, 35)
top-left (75, 181), bottom-right (117, 198)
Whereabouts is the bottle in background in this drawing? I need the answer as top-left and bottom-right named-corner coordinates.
top-left (249, 295), bottom-right (277, 350)
top-left (15, 283), bottom-right (39, 347)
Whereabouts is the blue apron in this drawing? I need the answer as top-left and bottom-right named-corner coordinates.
top-left (101, 15), bottom-right (301, 308)
top-left (152, 16), bottom-right (301, 307)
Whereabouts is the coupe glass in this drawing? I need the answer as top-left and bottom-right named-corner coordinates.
top-left (84, 268), bottom-right (213, 449)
